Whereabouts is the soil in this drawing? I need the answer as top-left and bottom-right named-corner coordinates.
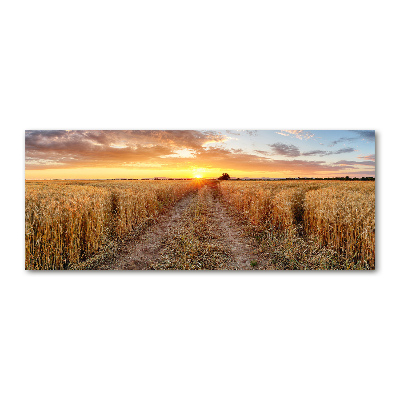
top-left (96, 184), bottom-right (270, 270)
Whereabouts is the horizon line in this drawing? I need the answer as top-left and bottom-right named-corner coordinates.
top-left (25, 176), bottom-right (376, 181)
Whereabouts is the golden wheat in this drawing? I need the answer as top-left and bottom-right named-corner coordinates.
top-left (303, 182), bottom-right (375, 268)
top-left (26, 179), bottom-right (375, 270)
top-left (220, 180), bottom-right (375, 269)
top-left (25, 180), bottom-right (197, 270)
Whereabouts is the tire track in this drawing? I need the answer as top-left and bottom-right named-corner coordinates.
top-left (97, 184), bottom-right (270, 270)
top-left (97, 193), bottom-right (196, 270)
top-left (149, 185), bottom-right (266, 270)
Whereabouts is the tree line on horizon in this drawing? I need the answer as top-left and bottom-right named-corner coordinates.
top-left (217, 173), bottom-right (374, 181)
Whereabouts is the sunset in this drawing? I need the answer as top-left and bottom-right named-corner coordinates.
top-left (25, 129), bottom-right (375, 272)
top-left (25, 130), bottom-right (375, 179)
top-left (11, 0), bottom-right (395, 396)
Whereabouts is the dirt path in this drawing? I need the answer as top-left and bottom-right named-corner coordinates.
top-left (97, 193), bottom-right (196, 270)
top-left (211, 196), bottom-right (263, 269)
top-left (97, 184), bottom-right (268, 270)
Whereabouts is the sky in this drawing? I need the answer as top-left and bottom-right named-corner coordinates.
top-left (25, 130), bottom-right (375, 179)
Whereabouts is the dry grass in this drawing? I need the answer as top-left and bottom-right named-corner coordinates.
top-left (220, 180), bottom-right (375, 269)
top-left (25, 180), bottom-right (198, 269)
top-left (26, 179), bottom-right (375, 270)
top-left (148, 185), bottom-right (232, 270)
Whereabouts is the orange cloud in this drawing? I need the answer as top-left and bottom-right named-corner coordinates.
top-left (25, 130), bottom-right (374, 178)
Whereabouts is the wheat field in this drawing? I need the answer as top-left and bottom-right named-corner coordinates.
top-left (25, 180), bottom-right (198, 269)
top-left (220, 180), bottom-right (375, 269)
top-left (25, 179), bottom-right (375, 270)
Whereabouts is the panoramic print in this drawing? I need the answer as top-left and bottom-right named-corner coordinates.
top-left (25, 130), bottom-right (375, 270)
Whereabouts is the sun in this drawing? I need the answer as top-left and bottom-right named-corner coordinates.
top-left (192, 168), bottom-right (206, 179)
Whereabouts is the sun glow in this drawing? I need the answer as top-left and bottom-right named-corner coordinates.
top-left (192, 168), bottom-right (207, 179)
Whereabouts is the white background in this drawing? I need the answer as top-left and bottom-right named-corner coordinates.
top-left (1, 0), bottom-right (399, 399)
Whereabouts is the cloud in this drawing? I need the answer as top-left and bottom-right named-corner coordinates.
top-left (333, 160), bottom-right (375, 167)
top-left (350, 130), bottom-right (375, 140)
top-left (25, 130), bottom-right (229, 169)
top-left (26, 130), bottom-right (227, 151)
top-left (25, 130), bottom-right (374, 176)
top-left (358, 154), bottom-right (375, 161)
top-left (302, 147), bottom-right (355, 157)
top-left (302, 150), bottom-right (328, 156)
top-left (224, 130), bottom-right (258, 137)
top-left (329, 130), bottom-right (375, 146)
top-left (328, 137), bottom-right (357, 147)
top-left (276, 130), bottom-right (314, 140)
top-left (335, 147), bottom-right (356, 154)
top-left (162, 147), bottom-right (362, 174)
top-left (269, 142), bottom-right (300, 157)
top-left (230, 148), bottom-right (244, 154)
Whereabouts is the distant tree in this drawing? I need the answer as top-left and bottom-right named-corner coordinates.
top-left (218, 173), bottom-right (230, 180)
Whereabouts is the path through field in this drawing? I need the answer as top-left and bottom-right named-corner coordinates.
top-left (97, 183), bottom-right (269, 270)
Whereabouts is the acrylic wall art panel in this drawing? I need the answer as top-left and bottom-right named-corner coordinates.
top-left (25, 130), bottom-right (375, 270)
